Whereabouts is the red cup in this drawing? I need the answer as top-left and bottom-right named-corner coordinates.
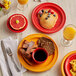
top-left (32, 48), bottom-right (48, 64)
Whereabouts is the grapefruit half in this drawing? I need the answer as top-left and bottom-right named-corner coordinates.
top-left (10, 14), bottom-right (26, 30)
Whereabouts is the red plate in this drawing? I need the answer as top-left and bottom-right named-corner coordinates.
top-left (7, 14), bottom-right (28, 33)
top-left (32, 3), bottom-right (66, 33)
top-left (64, 53), bottom-right (76, 76)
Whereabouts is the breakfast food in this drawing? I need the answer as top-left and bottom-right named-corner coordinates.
top-left (37, 37), bottom-right (55, 55)
top-left (19, 40), bottom-right (38, 56)
top-left (10, 14), bottom-right (26, 30)
top-left (18, 0), bottom-right (28, 5)
top-left (19, 48), bottom-right (33, 65)
top-left (38, 9), bottom-right (58, 29)
top-left (19, 37), bottom-right (55, 65)
top-left (63, 25), bottom-right (76, 40)
top-left (70, 59), bottom-right (76, 76)
top-left (19, 40), bottom-right (38, 65)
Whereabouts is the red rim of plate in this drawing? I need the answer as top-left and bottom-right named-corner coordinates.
top-left (7, 14), bottom-right (28, 33)
top-left (64, 53), bottom-right (76, 76)
top-left (32, 2), bottom-right (66, 33)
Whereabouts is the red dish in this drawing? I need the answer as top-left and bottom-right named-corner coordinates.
top-left (32, 48), bottom-right (48, 64)
top-left (64, 53), bottom-right (76, 76)
top-left (7, 14), bottom-right (28, 33)
top-left (32, 3), bottom-right (66, 33)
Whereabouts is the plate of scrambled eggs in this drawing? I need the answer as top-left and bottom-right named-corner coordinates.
top-left (64, 53), bottom-right (76, 76)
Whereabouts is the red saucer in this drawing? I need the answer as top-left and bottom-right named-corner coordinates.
top-left (32, 3), bottom-right (66, 33)
top-left (7, 14), bottom-right (28, 33)
top-left (64, 53), bottom-right (76, 76)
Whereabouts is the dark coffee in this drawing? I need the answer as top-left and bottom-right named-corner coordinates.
top-left (34, 50), bottom-right (47, 61)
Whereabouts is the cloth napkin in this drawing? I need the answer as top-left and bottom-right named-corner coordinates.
top-left (0, 37), bottom-right (27, 76)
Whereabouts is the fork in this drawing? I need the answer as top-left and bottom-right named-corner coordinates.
top-left (6, 47), bottom-right (20, 72)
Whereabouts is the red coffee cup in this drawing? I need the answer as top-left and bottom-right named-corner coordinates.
top-left (32, 48), bottom-right (48, 64)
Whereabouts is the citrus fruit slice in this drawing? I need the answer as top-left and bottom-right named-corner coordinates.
top-left (10, 14), bottom-right (26, 30)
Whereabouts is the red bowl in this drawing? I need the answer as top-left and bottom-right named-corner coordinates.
top-left (32, 48), bottom-right (48, 64)
top-left (64, 53), bottom-right (76, 76)
top-left (32, 2), bottom-right (66, 33)
top-left (7, 14), bottom-right (28, 33)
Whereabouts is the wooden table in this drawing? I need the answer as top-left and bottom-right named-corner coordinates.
top-left (0, 0), bottom-right (76, 76)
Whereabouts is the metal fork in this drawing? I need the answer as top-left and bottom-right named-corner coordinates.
top-left (6, 47), bottom-right (20, 72)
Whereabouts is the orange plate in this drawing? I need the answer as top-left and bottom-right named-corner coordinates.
top-left (17, 34), bottom-right (58, 72)
top-left (61, 51), bottom-right (76, 76)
